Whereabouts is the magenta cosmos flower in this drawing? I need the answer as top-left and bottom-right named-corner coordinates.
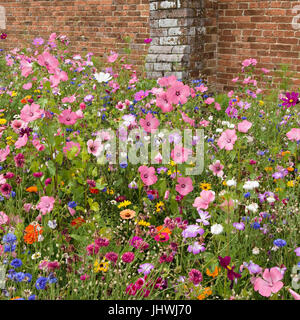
top-left (209, 160), bottom-right (224, 177)
top-left (36, 196), bottom-right (55, 215)
top-left (139, 113), bottom-right (160, 133)
top-left (166, 82), bottom-right (190, 105)
top-left (281, 92), bottom-right (299, 109)
top-left (193, 190), bottom-right (215, 210)
top-left (20, 103), bottom-right (43, 123)
top-left (58, 109), bottom-right (78, 125)
top-left (138, 166), bottom-right (157, 186)
top-left (176, 177), bottom-right (193, 196)
top-left (286, 128), bottom-right (300, 142)
top-left (217, 129), bottom-right (237, 151)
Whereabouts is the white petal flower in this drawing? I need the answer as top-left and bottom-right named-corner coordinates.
top-left (211, 224), bottom-right (223, 235)
top-left (94, 72), bottom-right (112, 83)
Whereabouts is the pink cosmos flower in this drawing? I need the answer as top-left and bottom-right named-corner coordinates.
top-left (62, 95), bottom-right (76, 104)
top-left (37, 51), bottom-right (59, 74)
top-left (23, 203), bottom-right (32, 213)
top-left (0, 145), bottom-right (10, 162)
top-left (253, 267), bottom-right (284, 297)
top-left (50, 70), bottom-right (68, 87)
top-left (204, 97), bottom-right (215, 105)
top-left (36, 196), bottom-right (55, 215)
top-left (195, 84), bottom-right (208, 93)
top-left (157, 75), bottom-right (178, 87)
top-left (238, 120), bottom-right (252, 133)
top-left (214, 103), bottom-right (221, 111)
top-left (107, 51), bottom-right (118, 63)
top-left (139, 113), bottom-right (160, 133)
top-left (286, 128), bottom-right (300, 142)
top-left (22, 82), bottom-right (32, 90)
top-left (58, 108), bottom-right (78, 125)
top-left (193, 190), bottom-right (215, 210)
top-left (176, 177), bottom-right (194, 196)
top-left (87, 139), bottom-right (103, 157)
top-left (15, 134), bottom-right (28, 149)
top-left (209, 160), bottom-right (224, 177)
top-left (0, 211), bottom-right (9, 225)
top-left (171, 145), bottom-right (192, 164)
top-left (32, 139), bottom-right (45, 151)
top-left (20, 103), bottom-right (43, 122)
top-left (166, 82), bottom-right (190, 105)
top-left (217, 129), bottom-right (237, 151)
top-left (0, 174), bottom-right (6, 185)
top-left (138, 166), bottom-right (157, 186)
top-left (20, 58), bottom-right (33, 78)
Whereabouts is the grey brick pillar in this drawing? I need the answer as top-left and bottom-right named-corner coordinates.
top-left (146, 0), bottom-right (205, 80)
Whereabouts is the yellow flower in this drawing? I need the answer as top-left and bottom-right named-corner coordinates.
top-left (169, 160), bottom-right (176, 167)
top-left (11, 91), bottom-right (17, 97)
top-left (117, 200), bottom-right (132, 209)
top-left (197, 287), bottom-right (212, 300)
top-left (0, 119), bottom-right (6, 125)
top-left (106, 188), bottom-right (114, 195)
top-left (200, 182), bottom-right (211, 191)
top-left (275, 187), bottom-right (283, 192)
top-left (259, 100), bottom-right (264, 106)
top-left (222, 181), bottom-right (227, 186)
top-left (136, 219), bottom-right (150, 227)
top-left (287, 181), bottom-right (294, 187)
top-left (155, 201), bottom-right (165, 213)
top-left (264, 167), bottom-right (273, 172)
top-left (34, 90), bottom-right (40, 93)
top-left (281, 151), bottom-right (290, 157)
top-left (94, 258), bottom-right (109, 273)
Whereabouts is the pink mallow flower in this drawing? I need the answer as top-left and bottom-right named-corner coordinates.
top-left (87, 139), bottom-right (103, 157)
top-left (209, 160), bottom-right (224, 177)
top-left (176, 177), bottom-right (194, 196)
top-left (20, 103), bottom-right (43, 123)
top-left (166, 81), bottom-right (190, 105)
top-left (193, 190), bottom-right (215, 210)
top-left (238, 120), bottom-right (252, 133)
top-left (139, 113), bottom-right (160, 133)
top-left (217, 129), bottom-right (237, 151)
top-left (0, 145), bottom-right (10, 162)
top-left (253, 267), bottom-right (284, 297)
top-left (36, 196), bottom-right (55, 215)
top-left (58, 108), bottom-right (78, 125)
top-left (138, 166), bottom-right (157, 186)
top-left (171, 145), bottom-right (192, 164)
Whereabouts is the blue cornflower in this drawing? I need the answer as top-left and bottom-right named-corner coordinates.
top-left (120, 162), bottom-right (128, 169)
top-left (4, 244), bottom-right (16, 253)
top-left (11, 258), bottom-right (22, 268)
top-left (273, 239), bottom-right (287, 247)
top-left (3, 233), bottom-right (17, 244)
top-left (0, 166), bottom-right (3, 170)
top-left (10, 191), bottom-right (16, 198)
top-left (28, 295), bottom-right (36, 300)
top-left (207, 138), bottom-right (214, 142)
top-left (68, 201), bottom-right (77, 208)
top-left (241, 117), bottom-right (247, 120)
top-left (251, 222), bottom-right (261, 230)
top-left (7, 269), bottom-right (16, 280)
top-left (24, 273), bottom-right (32, 282)
top-left (35, 277), bottom-right (48, 290)
top-left (244, 192), bottom-right (251, 198)
top-left (0, 196), bottom-right (4, 201)
top-left (14, 272), bottom-right (25, 282)
top-left (66, 128), bottom-right (73, 132)
top-left (47, 273), bottom-right (57, 284)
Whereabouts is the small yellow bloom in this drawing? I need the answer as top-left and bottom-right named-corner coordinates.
top-left (155, 201), bottom-right (165, 213)
top-left (200, 182), bottom-right (211, 191)
top-left (117, 200), bottom-right (132, 209)
top-left (264, 167), bottom-right (273, 172)
top-left (259, 100), bottom-right (264, 106)
top-left (0, 119), bottom-right (7, 125)
top-left (94, 258), bottom-right (109, 273)
top-left (170, 160), bottom-right (176, 167)
top-left (287, 181), bottom-right (294, 187)
top-left (11, 91), bottom-right (17, 97)
top-left (222, 181), bottom-right (227, 186)
top-left (281, 151), bottom-right (291, 157)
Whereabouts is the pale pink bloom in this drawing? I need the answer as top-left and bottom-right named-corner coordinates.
top-left (20, 103), bottom-right (43, 122)
top-left (232, 77), bottom-right (239, 83)
top-left (0, 174), bottom-right (6, 185)
top-left (0, 211), bottom-right (9, 225)
top-left (63, 141), bottom-right (81, 157)
top-left (37, 51), bottom-right (59, 74)
top-left (217, 129), bottom-right (237, 151)
top-left (15, 134), bottom-right (28, 149)
top-left (11, 119), bottom-right (26, 133)
top-left (138, 166), bottom-right (157, 186)
top-left (20, 58), bottom-right (33, 77)
top-left (154, 152), bottom-right (162, 163)
top-left (107, 51), bottom-right (118, 63)
top-left (0, 145), bottom-right (10, 162)
top-left (37, 196), bottom-right (55, 215)
top-left (180, 111), bottom-right (195, 127)
top-left (139, 113), bottom-right (160, 133)
top-left (214, 103), bottom-right (221, 111)
top-left (50, 70), bottom-right (68, 87)
top-left (58, 108), bottom-right (78, 125)
top-left (286, 128), bottom-right (300, 142)
top-left (220, 199), bottom-right (235, 213)
top-left (193, 190), bottom-right (215, 210)
top-left (156, 92), bottom-right (173, 113)
top-left (242, 58), bottom-right (257, 68)
top-left (176, 177), bottom-right (194, 196)
top-left (166, 82), bottom-right (190, 105)
top-left (68, 207), bottom-right (76, 216)
top-left (62, 95), bottom-right (76, 104)
top-left (75, 109), bottom-right (84, 119)
top-left (23, 203), bottom-right (32, 213)
top-left (157, 75), bottom-right (178, 87)
top-left (238, 120), bottom-right (252, 133)
top-left (288, 288), bottom-right (300, 300)
top-left (199, 120), bottom-right (210, 127)
top-left (164, 190), bottom-right (170, 200)
top-left (195, 84), bottom-right (208, 93)
top-left (243, 76), bottom-right (251, 84)
top-left (209, 160), bottom-right (224, 177)
top-left (22, 82), bottom-right (32, 90)
top-left (171, 145), bottom-right (192, 164)
top-left (32, 139), bottom-right (45, 151)
top-left (228, 90), bottom-right (234, 98)
top-left (261, 68), bottom-right (270, 74)
top-left (87, 139), bottom-right (103, 157)
top-left (204, 97), bottom-right (215, 105)
top-left (253, 267), bottom-right (284, 297)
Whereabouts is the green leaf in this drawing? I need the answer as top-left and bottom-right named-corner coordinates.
top-left (47, 160), bottom-right (56, 176)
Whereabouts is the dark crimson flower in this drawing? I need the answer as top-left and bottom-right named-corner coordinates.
top-left (116, 195), bottom-right (126, 202)
top-left (218, 256), bottom-right (241, 288)
top-left (0, 33), bottom-right (7, 40)
top-left (281, 92), bottom-right (299, 109)
top-left (19, 127), bottom-right (33, 137)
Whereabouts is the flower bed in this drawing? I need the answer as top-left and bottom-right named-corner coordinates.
top-left (0, 34), bottom-right (299, 300)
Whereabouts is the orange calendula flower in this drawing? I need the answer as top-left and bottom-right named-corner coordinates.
top-left (24, 222), bottom-right (43, 244)
top-left (156, 225), bottom-right (172, 235)
top-left (120, 209), bottom-right (136, 220)
top-left (197, 287), bottom-right (212, 300)
top-left (206, 266), bottom-right (221, 278)
top-left (287, 167), bottom-right (294, 172)
top-left (26, 186), bottom-right (38, 193)
top-left (71, 217), bottom-right (86, 228)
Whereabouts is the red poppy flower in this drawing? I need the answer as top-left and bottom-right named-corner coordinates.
top-left (89, 188), bottom-right (99, 194)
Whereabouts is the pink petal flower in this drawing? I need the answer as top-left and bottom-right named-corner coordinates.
top-left (238, 120), bottom-right (252, 133)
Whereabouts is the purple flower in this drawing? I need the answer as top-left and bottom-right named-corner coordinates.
top-left (232, 222), bottom-right (245, 230)
top-left (182, 225), bottom-right (204, 238)
top-left (295, 247), bottom-right (300, 257)
top-left (188, 269), bottom-right (202, 286)
top-left (196, 210), bottom-right (211, 226)
top-left (32, 37), bottom-right (44, 46)
top-left (138, 263), bottom-right (154, 275)
top-left (225, 106), bottom-right (238, 118)
top-left (134, 90), bottom-right (150, 102)
top-left (144, 38), bottom-right (152, 44)
top-left (84, 94), bottom-right (94, 103)
top-left (246, 261), bottom-right (262, 274)
top-left (282, 92), bottom-right (299, 109)
top-left (187, 242), bottom-right (205, 254)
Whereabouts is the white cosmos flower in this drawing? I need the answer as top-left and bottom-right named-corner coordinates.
top-left (267, 196), bottom-right (275, 203)
top-left (94, 72), bottom-right (112, 83)
top-left (252, 247), bottom-right (260, 255)
top-left (211, 224), bottom-right (223, 235)
top-left (246, 203), bottom-right (259, 213)
top-left (243, 180), bottom-right (259, 190)
top-left (227, 179), bottom-right (236, 187)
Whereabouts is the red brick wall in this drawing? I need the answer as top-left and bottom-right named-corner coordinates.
top-left (217, 0), bottom-right (300, 91)
top-left (0, 0), bottom-right (150, 68)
